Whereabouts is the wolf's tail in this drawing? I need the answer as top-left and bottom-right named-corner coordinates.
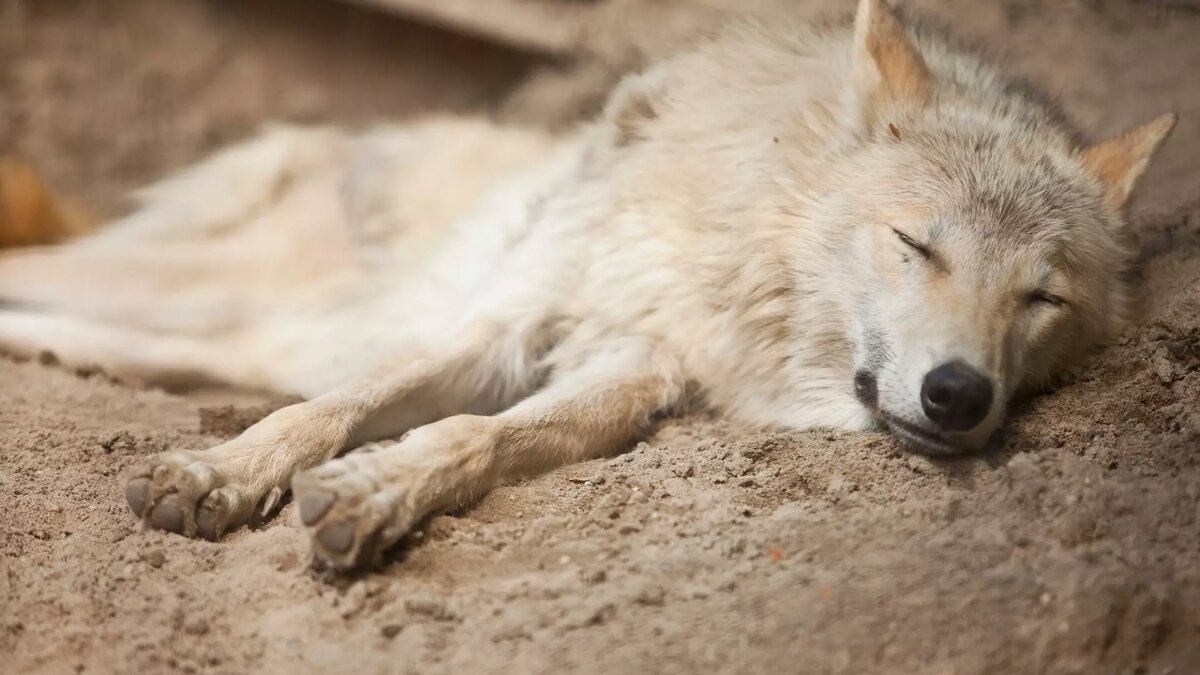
top-left (0, 127), bottom-right (358, 392)
top-left (0, 126), bottom-right (349, 329)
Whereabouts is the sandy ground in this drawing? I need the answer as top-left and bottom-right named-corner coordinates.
top-left (2, 1), bottom-right (1200, 673)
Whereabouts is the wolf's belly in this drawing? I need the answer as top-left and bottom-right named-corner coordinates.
top-left (246, 124), bottom-right (586, 396)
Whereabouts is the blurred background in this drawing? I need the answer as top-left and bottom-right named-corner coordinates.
top-left (3, 0), bottom-right (1198, 218)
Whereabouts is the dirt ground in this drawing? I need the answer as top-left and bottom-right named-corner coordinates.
top-left (2, 0), bottom-right (1200, 673)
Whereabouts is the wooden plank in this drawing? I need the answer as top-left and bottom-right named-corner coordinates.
top-left (339, 0), bottom-right (597, 55)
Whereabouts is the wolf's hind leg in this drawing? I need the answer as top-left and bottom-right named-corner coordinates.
top-left (0, 246), bottom-right (259, 334)
top-left (125, 321), bottom-right (542, 540)
top-left (291, 337), bottom-right (684, 570)
top-left (0, 125), bottom-right (354, 334)
top-left (0, 309), bottom-right (248, 388)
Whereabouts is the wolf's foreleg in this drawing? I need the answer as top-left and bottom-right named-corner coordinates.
top-left (123, 321), bottom-right (534, 541)
top-left (291, 337), bottom-right (684, 570)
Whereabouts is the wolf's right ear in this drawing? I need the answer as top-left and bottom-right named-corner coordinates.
top-left (1079, 113), bottom-right (1177, 211)
top-left (851, 0), bottom-right (929, 126)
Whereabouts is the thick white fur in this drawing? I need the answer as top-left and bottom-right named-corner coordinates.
top-left (0, 1), bottom-right (1171, 569)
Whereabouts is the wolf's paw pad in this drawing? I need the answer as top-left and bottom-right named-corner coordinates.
top-left (124, 452), bottom-right (279, 541)
top-left (292, 459), bottom-right (416, 570)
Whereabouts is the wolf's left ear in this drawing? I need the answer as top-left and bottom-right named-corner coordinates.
top-left (1080, 113), bottom-right (1177, 211)
top-left (603, 68), bottom-right (670, 148)
top-left (851, 0), bottom-right (930, 118)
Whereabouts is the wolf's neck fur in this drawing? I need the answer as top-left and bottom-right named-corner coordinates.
top-left (539, 21), bottom-right (879, 430)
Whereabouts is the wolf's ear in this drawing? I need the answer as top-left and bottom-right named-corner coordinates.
top-left (1080, 113), bottom-right (1176, 210)
top-left (851, 0), bottom-right (930, 115)
top-left (603, 68), bottom-right (670, 148)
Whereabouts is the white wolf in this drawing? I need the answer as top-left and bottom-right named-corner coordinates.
top-left (0, 0), bottom-right (1174, 569)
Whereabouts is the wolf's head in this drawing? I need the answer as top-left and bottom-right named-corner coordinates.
top-left (832, 0), bottom-right (1175, 454)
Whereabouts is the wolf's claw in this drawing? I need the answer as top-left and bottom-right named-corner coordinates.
top-left (150, 495), bottom-right (187, 533)
top-left (298, 490), bottom-right (335, 525)
top-left (125, 477), bottom-right (150, 516)
top-left (292, 457), bottom-right (419, 570)
top-left (123, 451), bottom-right (267, 541)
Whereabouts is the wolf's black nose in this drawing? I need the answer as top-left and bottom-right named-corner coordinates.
top-left (921, 361), bottom-right (993, 432)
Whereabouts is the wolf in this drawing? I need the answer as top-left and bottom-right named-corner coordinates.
top-left (0, 0), bottom-right (1174, 570)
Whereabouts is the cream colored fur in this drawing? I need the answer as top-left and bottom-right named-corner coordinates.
top-left (0, 0), bottom-right (1173, 569)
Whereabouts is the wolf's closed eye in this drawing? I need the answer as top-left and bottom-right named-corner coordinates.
top-left (1028, 290), bottom-right (1068, 307)
top-left (892, 228), bottom-right (931, 259)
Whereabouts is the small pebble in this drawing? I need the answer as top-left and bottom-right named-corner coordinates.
top-left (1039, 435), bottom-right (1062, 449)
top-left (634, 587), bottom-right (666, 607)
top-left (405, 597), bottom-right (457, 622)
top-left (906, 454), bottom-right (936, 474)
top-left (183, 619), bottom-right (210, 636)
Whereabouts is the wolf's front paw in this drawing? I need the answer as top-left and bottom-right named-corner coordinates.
top-left (124, 450), bottom-right (281, 540)
top-left (292, 452), bottom-right (420, 571)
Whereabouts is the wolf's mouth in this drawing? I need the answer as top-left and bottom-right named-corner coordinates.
top-left (878, 412), bottom-right (959, 456)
